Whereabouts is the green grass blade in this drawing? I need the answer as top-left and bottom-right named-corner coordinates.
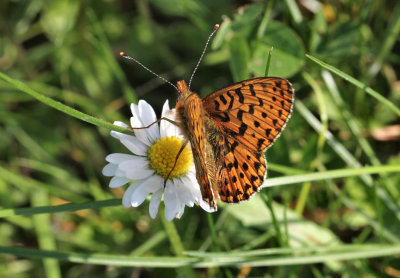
top-left (0, 199), bottom-right (121, 218)
top-left (1, 244), bottom-right (399, 267)
top-left (32, 190), bottom-right (61, 278)
top-left (305, 54), bottom-right (400, 117)
top-left (0, 72), bottom-right (133, 134)
top-left (263, 164), bottom-right (400, 187)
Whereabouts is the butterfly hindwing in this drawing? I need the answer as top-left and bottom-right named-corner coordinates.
top-left (211, 135), bottom-right (266, 203)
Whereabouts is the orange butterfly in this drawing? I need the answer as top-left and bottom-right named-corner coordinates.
top-left (175, 77), bottom-right (293, 210)
top-left (121, 24), bottom-right (294, 210)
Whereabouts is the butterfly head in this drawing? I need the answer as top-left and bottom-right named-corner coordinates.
top-left (177, 80), bottom-right (189, 94)
top-left (176, 80), bottom-right (192, 102)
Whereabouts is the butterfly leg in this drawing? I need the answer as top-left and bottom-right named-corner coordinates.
top-left (130, 117), bottom-right (180, 130)
top-left (163, 139), bottom-right (189, 187)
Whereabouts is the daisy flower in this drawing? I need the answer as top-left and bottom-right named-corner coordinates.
top-left (102, 100), bottom-right (214, 221)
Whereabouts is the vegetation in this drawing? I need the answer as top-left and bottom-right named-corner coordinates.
top-left (0, 0), bottom-right (399, 277)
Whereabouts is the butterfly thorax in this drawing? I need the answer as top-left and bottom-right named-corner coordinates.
top-left (175, 80), bottom-right (203, 130)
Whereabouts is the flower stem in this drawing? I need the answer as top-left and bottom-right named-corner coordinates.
top-left (161, 206), bottom-right (196, 278)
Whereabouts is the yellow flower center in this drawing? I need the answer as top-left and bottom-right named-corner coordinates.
top-left (148, 136), bottom-right (192, 179)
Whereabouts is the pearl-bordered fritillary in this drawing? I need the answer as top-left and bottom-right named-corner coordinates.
top-left (121, 24), bottom-right (294, 211)
top-left (175, 77), bottom-right (294, 210)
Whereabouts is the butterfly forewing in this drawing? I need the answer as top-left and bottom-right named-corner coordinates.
top-left (203, 77), bottom-right (294, 152)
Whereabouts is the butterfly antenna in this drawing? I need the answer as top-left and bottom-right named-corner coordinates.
top-left (119, 52), bottom-right (179, 92)
top-left (188, 24), bottom-right (220, 90)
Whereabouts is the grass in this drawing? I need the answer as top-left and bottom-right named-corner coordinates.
top-left (1, 0), bottom-right (400, 277)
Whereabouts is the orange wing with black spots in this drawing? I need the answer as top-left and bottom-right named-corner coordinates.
top-left (211, 135), bottom-right (267, 203)
top-left (202, 77), bottom-right (294, 203)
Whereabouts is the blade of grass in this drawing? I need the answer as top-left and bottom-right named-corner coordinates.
top-left (284, 0), bottom-right (303, 25)
top-left (0, 72), bottom-right (134, 134)
top-left (305, 54), bottom-right (400, 117)
top-left (321, 71), bottom-right (381, 166)
top-left (367, 3), bottom-right (400, 79)
top-left (130, 231), bottom-right (167, 256)
top-left (263, 164), bottom-right (400, 187)
top-left (262, 192), bottom-right (288, 247)
top-left (160, 207), bottom-right (196, 278)
top-left (257, 0), bottom-right (274, 38)
top-left (1, 244), bottom-right (400, 267)
top-left (264, 47), bottom-right (274, 77)
top-left (0, 198), bottom-right (121, 218)
top-left (32, 190), bottom-right (61, 278)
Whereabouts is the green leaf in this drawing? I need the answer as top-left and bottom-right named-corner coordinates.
top-left (229, 36), bottom-right (250, 81)
top-left (251, 21), bottom-right (305, 78)
top-left (226, 195), bottom-right (340, 247)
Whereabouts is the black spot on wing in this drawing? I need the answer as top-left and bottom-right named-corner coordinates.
top-left (235, 88), bottom-right (245, 104)
top-left (237, 110), bottom-right (244, 121)
top-left (214, 100), bottom-right (220, 111)
top-left (249, 84), bottom-right (256, 96)
top-left (214, 112), bottom-right (230, 122)
top-left (231, 141), bottom-right (239, 151)
top-left (238, 123), bottom-right (248, 136)
top-left (220, 95), bottom-right (227, 105)
top-left (248, 105), bottom-right (254, 115)
top-left (227, 91), bottom-right (234, 110)
top-left (257, 139), bottom-right (265, 149)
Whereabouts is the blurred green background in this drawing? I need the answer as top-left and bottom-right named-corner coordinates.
top-left (1, 0), bottom-right (400, 277)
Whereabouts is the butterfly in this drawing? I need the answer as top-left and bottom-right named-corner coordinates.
top-left (175, 77), bottom-right (294, 210)
top-left (120, 24), bottom-right (294, 210)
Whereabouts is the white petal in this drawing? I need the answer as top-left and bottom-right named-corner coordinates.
top-left (115, 167), bottom-right (126, 177)
top-left (110, 131), bottom-right (148, 156)
top-left (138, 100), bottom-right (160, 142)
top-left (163, 109), bottom-right (182, 138)
top-left (130, 104), bottom-right (151, 146)
top-left (110, 122), bottom-right (129, 139)
top-left (113, 121), bottom-right (129, 128)
top-left (102, 163), bottom-right (117, 176)
top-left (131, 176), bottom-right (163, 207)
top-left (122, 181), bottom-right (140, 208)
top-left (117, 155), bottom-right (148, 168)
top-left (160, 100), bottom-right (171, 138)
top-left (164, 181), bottom-right (178, 221)
top-left (105, 153), bottom-right (137, 164)
top-left (174, 178), bottom-right (195, 207)
top-left (119, 159), bottom-right (154, 180)
top-left (109, 176), bottom-right (131, 188)
top-left (199, 200), bottom-right (217, 213)
top-left (149, 189), bottom-right (163, 219)
top-left (175, 203), bottom-right (185, 219)
top-left (181, 174), bottom-right (202, 202)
